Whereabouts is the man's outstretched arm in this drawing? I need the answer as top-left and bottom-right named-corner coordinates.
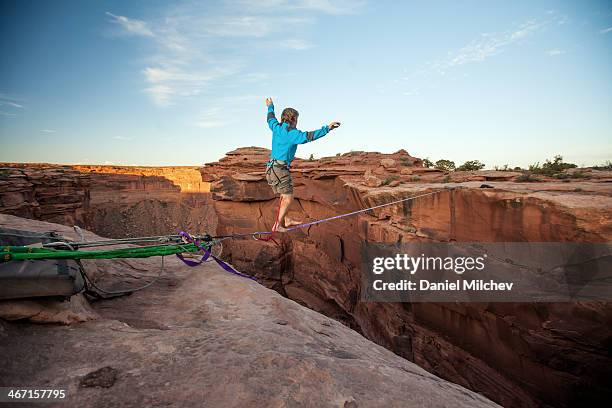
top-left (288, 121), bottom-right (341, 145)
top-left (266, 97), bottom-right (279, 130)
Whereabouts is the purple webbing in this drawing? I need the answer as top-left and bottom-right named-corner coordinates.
top-left (176, 231), bottom-right (257, 281)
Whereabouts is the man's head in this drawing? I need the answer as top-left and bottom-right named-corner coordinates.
top-left (281, 108), bottom-right (299, 128)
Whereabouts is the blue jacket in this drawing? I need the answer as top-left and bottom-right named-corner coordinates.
top-left (267, 104), bottom-right (329, 168)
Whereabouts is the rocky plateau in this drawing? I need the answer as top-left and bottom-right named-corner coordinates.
top-left (1, 150), bottom-right (611, 408)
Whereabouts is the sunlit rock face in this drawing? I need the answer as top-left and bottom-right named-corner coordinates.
top-left (203, 147), bottom-right (612, 408)
top-left (0, 163), bottom-right (214, 238)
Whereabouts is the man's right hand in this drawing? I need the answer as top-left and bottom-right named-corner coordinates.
top-left (266, 97), bottom-right (273, 106)
top-left (329, 122), bottom-right (341, 130)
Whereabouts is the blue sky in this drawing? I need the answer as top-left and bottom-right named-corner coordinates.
top-left (1, 0), bottom-right (611, 168)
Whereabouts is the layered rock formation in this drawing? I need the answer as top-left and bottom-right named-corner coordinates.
top-left (202, 147), bottom-right (612, 408)
top-left (1, 153), bottom-right (611, 407)
top-left (0, 214), bottom-right (497, 408)
top-left (0, 163), bottom-right (214, 238)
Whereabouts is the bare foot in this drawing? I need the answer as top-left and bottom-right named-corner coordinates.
top-left (284, 217), bottom-right (303, 227)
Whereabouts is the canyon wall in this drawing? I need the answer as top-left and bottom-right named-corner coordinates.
top-left (0, 163), bottom-right (215, 238)
top-left (1, 154), bottom-right (611, 407)
top-left (202, 147), bottom-right (612, 408)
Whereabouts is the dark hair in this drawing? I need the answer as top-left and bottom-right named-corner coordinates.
top-left (281, 107), bottom-right (299, 127)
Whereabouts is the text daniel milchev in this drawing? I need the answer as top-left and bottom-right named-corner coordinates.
top-left (371, 254), bottom-right (514, 291)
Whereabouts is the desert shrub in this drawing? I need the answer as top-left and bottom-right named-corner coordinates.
top-left (381, 175), bottom-right (399, 186)
top-left (592, 160), bottom-right (612, 171)
top-left (554, 171), bottom-right (588, 179)
top-left (422, 158), bottom-right (433, 168)
top-left (457, 160), bottom-right (485, 171)
top-left (308, 154), bottom-right (315, 161)
top-left (435, 159), bottom-right (455, 171)
top-left (516, 173), bottom-right (540, 182)
top-left (410, 175), bottom-right (420, 182)
top-left (399, 157), bottom-right (414, 166)
top-left (442, 175), bottom-right (451, 183)
top-left (528, 162), bottom-right (541, 172)
top-left (494, 164), bottom-right (511, 171)
top-left (513, 166), bottom-right (522, 171)
top-left (531, 155), bottom-right (577, 176)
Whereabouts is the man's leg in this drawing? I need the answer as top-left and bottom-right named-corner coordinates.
top-left (276, 193), bottom-right (293, 232)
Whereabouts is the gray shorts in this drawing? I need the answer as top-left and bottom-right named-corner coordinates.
top-left (265, 164), bottom-right (293, 195)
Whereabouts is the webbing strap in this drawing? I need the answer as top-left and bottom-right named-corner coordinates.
top-left (176, 231), bottom-right (257, 281)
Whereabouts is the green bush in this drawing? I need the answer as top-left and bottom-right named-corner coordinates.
top-left (381, 175), bottom-right (399, 186)
top-left (592, 160), bottom-right (612, 171)
top-left (531, 155), bottom-right (577, 176)
top-left (308, 154), bottom-right (315, 161)
top-left (516, 173), bottom-right (540, 182)
top-left (457, 160), bottom-right (485, 171)
top-left (553, 171), bottom-right (587, 180)
top-left (399, 157), bottom-right (414, 166)
top-left (435, 159), bottom-right (455, 171)
top-left (422, 158), bottom-right (433, 168)
top-left (494, 164), bottom-right (511, 171)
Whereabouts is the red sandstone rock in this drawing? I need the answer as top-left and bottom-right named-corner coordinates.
top-left (0, 215), bottom-right (496, 408)
top-left (0, 163), bottom-right (215, 238)
top-left (2, 151), bottom-right (611, 407)
top-left (202, 148), bottom-right (612, 408)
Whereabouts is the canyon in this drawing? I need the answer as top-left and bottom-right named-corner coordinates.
top-left (0, 163), bottom-right (213, 238)
top-left (1, 215), bottom-right (495, 408)
top-left (1, 150), bottom-right (611, 407)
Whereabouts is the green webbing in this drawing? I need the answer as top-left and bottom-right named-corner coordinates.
top-left (1, 243), bottom-right (204, 262)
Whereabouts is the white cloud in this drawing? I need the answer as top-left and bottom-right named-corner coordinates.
top-left (142, 64), bottom-right (241, 106)
top-left (1, 101), bottom-right (24, 109)
top-left (601, 27), bottom-right (612, 34)
top-left (404, 18), bottom-right (546, 82)
top-left (235, 0), bottom-right (365, 15)
top-left (194, 120), bottom-right (230, 129)
top-left (279, 38), bottom-right (314, 50)
top-left (106, 12), bottom-right (154, 37)
top-left (241, 73), bottom-right (270, 83)
top-left (546, 49), bottom-right (565, 56)
top-left (292, 0), bottom-right (366, 15)
top-left (447, 20), bottom-right (543, 68)
top-left (194, 107), bottom-right (233, 129)
top-left (112, 135), bottom-right (134, 141)
top-left (102, 161), bottom-right (115, 165)
top-left (105, 2), bottom-right (362, 106)
top-left (0, 94), bottom-right (25, 116)
top-left (40, 129), bottom-right (57, 133)
top-left (204, 16), bottom-right (274, 38)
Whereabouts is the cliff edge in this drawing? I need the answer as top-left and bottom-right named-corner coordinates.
top-left (0, 214), bottom-right (497, 407)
